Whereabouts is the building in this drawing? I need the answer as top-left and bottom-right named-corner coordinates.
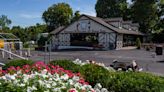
top-left (0, 33), bottom-right (22, 50)
top-left (50, 14), bottom-right (144, 50)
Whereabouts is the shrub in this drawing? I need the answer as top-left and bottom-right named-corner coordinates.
top-left (80, 64), bottom-right (110, 87)
top-left (3, 59), bottom-right (34, 69)
top-left (136, 38), bottom-right (141, 49)
top-left (49, 60), bottom-right (161, 92)
top-left (49, 60), bottom-right (81, 73)
top-left (79, 64), bottom-right (161, 92)
top-left (105, 72), bottom-right (161, 92)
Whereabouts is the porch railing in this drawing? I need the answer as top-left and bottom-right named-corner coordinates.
top-left (0, 48), bottom-right (28, 60)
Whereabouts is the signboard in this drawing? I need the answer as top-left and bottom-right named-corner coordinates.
top-left (0, 39), bottom-right (4, 48)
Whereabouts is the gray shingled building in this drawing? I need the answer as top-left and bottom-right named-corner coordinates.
top-left (50, 14), bottom-right (144, 50)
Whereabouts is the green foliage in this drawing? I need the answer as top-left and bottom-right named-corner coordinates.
top-left (3, 59), bottom-right (34, 69)
top-left (2, 58), bottom-right (162, 92)
top-left (10, 26), bottom-right (28, 42)
top-left (152, 30), bottom-right (164, 43)
top-left (106, 72), bottom-right (161, 92)
top-left (42, 3), bottom-right (73, 32)
top-left (49, 60), bottom-right (81, 73)
top-left (10, 24), bottom-right (47, 42)
top-left (0, 15), bottom-right (12, 30)
top-left (80, 64), bottom-right (110, 87)
top-left (131, 0), bottom-right (158, 33)
top-left (95, 0), bottom-right (129, 19)
top-left (37, 35), bottom-right (48, 47)
top-left (71, 11), bottom-right (81, 23)
top-left (136, 38), bottom-right (141, 49)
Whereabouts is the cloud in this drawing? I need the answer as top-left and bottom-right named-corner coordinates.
top-left (20, 13), bottom-right (41, 19)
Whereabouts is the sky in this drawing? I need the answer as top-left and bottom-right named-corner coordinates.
top-left (0, 0), bottom-right (131, 27)
top-left (0, 0), bottom-right (97, 27)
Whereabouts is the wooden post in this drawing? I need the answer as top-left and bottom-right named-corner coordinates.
top-left (44, 41), bottom-right (47, 64)
top-left (49, 41), bottom-right (51, 63)
top-left (1, 51), bottom-right (4, 58)
top-left (9, 48), bottom-right (12, 59)
top-left (19, 42), bottom-right (23, 56)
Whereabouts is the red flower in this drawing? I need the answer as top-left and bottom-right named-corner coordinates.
top-left (16, 66), bottom-right (21, 70)
top-left (69, 88), bottom-right (77, 92)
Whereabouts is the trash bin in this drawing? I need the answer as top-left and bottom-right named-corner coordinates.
top-left (156, 45), bottom-right (163, 55)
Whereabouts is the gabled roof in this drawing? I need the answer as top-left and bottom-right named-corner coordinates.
top-left (104, 17), bottom-right (123, 22)
top-left (0, 33), bottom-right (20, 41)
top-left (83, 15), bottom-right (144, 35)
top-left (122, 21), bottom-right (132, 24)
top-left (50, 26), bottom-right (65, 35)
top-left (50, 14), bottom-right (144, 36)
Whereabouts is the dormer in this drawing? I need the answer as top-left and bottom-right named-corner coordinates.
top-left (130, 23), bottom-right (139, 31)
top-left (104, 17), bottom-right (123, 29)
top-left (122, 21), bottom-right (132, 30)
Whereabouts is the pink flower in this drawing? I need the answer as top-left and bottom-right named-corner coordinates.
top-left (16, 66), bottom-right (21, 70)
top-left (69, 88), bottom-right (77, 92)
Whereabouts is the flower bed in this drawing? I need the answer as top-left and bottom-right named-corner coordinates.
top-left (0, 62), bottom-right (107, 92)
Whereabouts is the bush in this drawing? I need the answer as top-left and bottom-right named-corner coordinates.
top-left (80, 64), bottom-right (110, 87)
top-left (49, 60), bottom-right (161, 92)
top-left (106, 72), bottom-right (161, 92)
top-left (79, 64), bottom-right (161, 91)
top-left (49, 60), bottom-right (81, 73)
top-left (136, 38), bottom-right (141, 49)
top-left (3, 59), bottom-right (34, 69)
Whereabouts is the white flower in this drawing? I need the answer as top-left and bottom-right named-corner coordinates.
top-left (19, 83), bottom-right (25, 87)
top-left (68, 79), bottom-right (74, 85)
top-left (94, 88), bottom-right (101, 92)
top-left (117, 68), bottom-right (122, 71)
top-left (52, 82), bottom-right (57, 86)
top-left (72, 76), bottom-right (79, 81)
top-left (61, 74), bottom-right (69, 80)
top-left (38, 80), bottom-right (44, 86)
top-left (101, 88), bottom-right (108, 92)
top-left (128, 68), bottom-right (133, 71)
top-left (94, 83), bottom-right (102, 89)
top-left (41, 69), bottom-right (48, 75)
top-left (10, 75), bottom-right (16, 80)
top-left (53, 88), bottom-right (61, 92)
top-left (46, 84), bottom-right (51, 88)
top-left (2, 76), bottom-right (6, 80)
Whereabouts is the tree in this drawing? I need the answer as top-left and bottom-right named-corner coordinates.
top-left (0, 15), bottom-right (12, 30)
top-left (26, 23), bottom-right (47, 41)
top-left (10, 23), bottom-right (47, 42)
top-left (42, 3), bottom-right (73, 32)
top-left (11, 26), bottom-right (28, 42)
top-left (95, 0), bottom-right (129, 19)
top-left (71, 11), bottom-right (81, 22)
top-left (153, 0), bottom-right (164, 33)
top-left (131, 0), bottom-right (158, 33)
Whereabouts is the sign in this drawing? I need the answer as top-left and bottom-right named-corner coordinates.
top-left (0, 39), bottom-right (4, 48)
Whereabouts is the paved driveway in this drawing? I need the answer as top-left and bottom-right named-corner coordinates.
top-left (29, 49), bottom-right (164, 75)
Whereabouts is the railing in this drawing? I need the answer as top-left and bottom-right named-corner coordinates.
top-left (0, 48), bottom-right (28, 60)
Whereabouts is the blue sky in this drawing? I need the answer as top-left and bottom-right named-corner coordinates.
top-left (0, 0), bottom-right (97, 27)
top-left (0, 0), bottom-right (130, 27)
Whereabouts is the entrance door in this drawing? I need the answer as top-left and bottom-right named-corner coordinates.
top-left (70, 33), bottom-right (98, 47)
